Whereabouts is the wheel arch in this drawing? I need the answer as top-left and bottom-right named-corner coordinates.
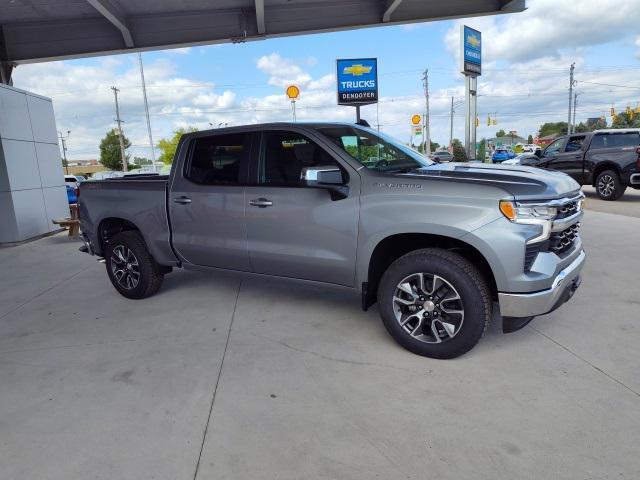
top-left (591, 161), bottom-right (621, 187)
top-left (97, 217), bottom-right (146, 256)
top-left (360, 232), bottom-right (498, 310)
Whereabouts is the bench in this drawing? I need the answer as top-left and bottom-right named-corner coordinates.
top-left (52, 204), bottom-right (80, 237)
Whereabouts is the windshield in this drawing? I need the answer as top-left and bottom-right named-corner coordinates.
top-left (318, 126), bottom-right (433, 172)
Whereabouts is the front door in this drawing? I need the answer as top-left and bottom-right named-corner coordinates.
top-left (245, 130), bottom-right (360, 286)
top-left (169, 131), bottom-right (252, 271)
top-left (545, 135), bottom-right (586, 183)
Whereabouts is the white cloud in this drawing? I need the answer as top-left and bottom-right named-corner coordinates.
top-left (445, 0), bottom-right (640, 63)
top-left (257, 53), bottom-right (312, 87)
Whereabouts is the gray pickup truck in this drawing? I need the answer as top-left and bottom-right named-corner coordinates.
top-left (79, 123), bottom-right (585, 359)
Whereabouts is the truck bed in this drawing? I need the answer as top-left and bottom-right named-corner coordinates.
top-left (78, 176), bottom-right (177, 265)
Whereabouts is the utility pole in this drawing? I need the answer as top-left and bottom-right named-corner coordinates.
top-left (422, 69), bottom-right (431, 155)
top-left (449, 96), bottom-right (454, 147)
top-left (567, 62), bottom-right (575, 134)
top-left (138, 53), bottom-right (156, 172)
top-left (111, 86), bottom-right (128, 172)
top-left (58, 130), bottom-right (70, 175)
top-left (573, 92), bottom-right (578, 131)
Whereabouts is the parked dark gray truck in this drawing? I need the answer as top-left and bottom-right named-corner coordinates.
top-left (534, 128), bottom-right (640, 200)
top-left (79, 123), bottom-right (585, 359)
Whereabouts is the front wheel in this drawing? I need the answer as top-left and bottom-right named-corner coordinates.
top-left (105, 231), bottom-right (164, 299)
top-left (377, 249), bottom-right (491, 359)
top-left (596, 169), bottom-right (626, 200)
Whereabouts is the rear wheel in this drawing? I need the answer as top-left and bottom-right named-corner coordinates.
top-left (105, 231), bottom-right (164, 299)
top-left (596, 169), bottom-right (626, 200)
top-left (377, 249), bottom-right (491, 359)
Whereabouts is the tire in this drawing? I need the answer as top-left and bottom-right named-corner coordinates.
top-left (377, 248), bottom-right (491, 359)
top-left (596, 169), bottom-right (626, 201)
top-left (105, 231), bottom-right (164, 299)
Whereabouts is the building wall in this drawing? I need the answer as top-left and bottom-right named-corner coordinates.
top-left (0, 84), bottom-right (68, 243)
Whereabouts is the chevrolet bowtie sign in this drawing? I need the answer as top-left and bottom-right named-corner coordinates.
top-left (460, 25), bottom-right (481, 76)
top-left (336, 58), bottom-right (378, 106)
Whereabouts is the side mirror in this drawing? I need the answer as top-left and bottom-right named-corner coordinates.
top-left (301, 166), bottom-right (349, 200)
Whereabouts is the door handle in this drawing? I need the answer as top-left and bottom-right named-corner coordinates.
top-left (174, 196), bottom-right (192, 205)
top-left (249, 198), bottom-right (273, 208)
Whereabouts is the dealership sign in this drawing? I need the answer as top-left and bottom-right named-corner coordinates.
top-left (336, 58), bottom-right (378, 106)
top-left (460, 25), bottom-right (481, 76)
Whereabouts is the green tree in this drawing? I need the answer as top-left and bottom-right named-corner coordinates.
top-left (132, 156), bottom-right (152, 165)
top-left (477, 138), bottom-right (487, 162)
top-left (612, 111), bottom-right (640, 129)
top-left (495, 129), bottom-right (506, 137)
top-left (538, 122), bottom-right (568, 138)
top-left (416, 141), bottom-right (440, 154)
top-left (527, 134), bottom-right (534, 144)
top-left (158, 126), bottom-right (199, 164)
top-left (99, 128), bottom-right (130, 170)
top-left (451, 138), bottom-right (467, 162)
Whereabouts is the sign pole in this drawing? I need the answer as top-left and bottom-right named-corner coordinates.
top-left (464, 75), bottom-right (471, 159)
top-left (470, 76), bottom-right (477, 160)
top-left (460, 25), bottom-right (481, 160)
top-left (355, 105), bottom-right (361, 123)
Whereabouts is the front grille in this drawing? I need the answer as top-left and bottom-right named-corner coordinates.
top-left (549, 222), bottom-right (580, 255)
top-left (524, 244), bottom-right (540, 272)
top-left (556, 199), bottom-right (579, 219)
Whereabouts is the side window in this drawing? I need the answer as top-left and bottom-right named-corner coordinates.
top-left (590, 132), bottom-right (640, 149)
top-left (260, 131), bottom-right (344, 186)
top-left (185, 133), bottom-right (248, 185)
top-left (545, 138), bottom-right (564, 155)
top-left (565, 136), bottom-right (586, 152)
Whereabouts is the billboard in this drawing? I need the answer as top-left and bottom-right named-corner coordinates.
top-left (460, 25), bottom-right (481, 76)
top-left (336, 58), bottom-right (378, 106)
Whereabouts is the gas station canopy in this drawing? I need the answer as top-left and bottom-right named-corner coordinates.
top-left (0, 0), bottom-right (524, 83)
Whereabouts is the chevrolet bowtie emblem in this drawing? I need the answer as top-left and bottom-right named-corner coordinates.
top-left (343, 64), bottom-right (372, 76)
top-left (467, 34), bottom-right (480, 48)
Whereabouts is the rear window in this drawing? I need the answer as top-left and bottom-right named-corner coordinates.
top-left (185, 133), bottom-right (249, 185)
top-left (590, 132), bottom-right (640, 150)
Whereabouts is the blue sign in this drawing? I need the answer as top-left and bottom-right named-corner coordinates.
top-left (461, 25), bottom-right (481, 76)
top-left (336, 58), bottom-right (378, 106)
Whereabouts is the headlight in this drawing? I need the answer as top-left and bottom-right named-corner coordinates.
top-left (499, 200), bottom-right (557, 222)
top-left (499, 200), bottom-right (556, 243)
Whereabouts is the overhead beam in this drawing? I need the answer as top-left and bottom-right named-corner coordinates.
top-left (255, 0), bottom-right (266, 34)
top-left (501, 0), bottom-right (526, 11)
top-left (0, 26), bottom-right (12, 85)
top-left (383, 0), bottom-right (404, 22)
top-left (1, 1), bottom-right (527, 64)
top-left (0, 63), bottom-right (14, 85)
top-left (86, 0), bottom-right (134, 47)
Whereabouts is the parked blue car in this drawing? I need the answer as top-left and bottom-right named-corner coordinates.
top-left (492, 148), bottom-right (515, 163)
top-left (66, 184), bottom-right (78, 204)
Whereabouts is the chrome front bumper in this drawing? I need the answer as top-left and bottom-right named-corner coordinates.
top-left (498, 250), bottom-right (586, 318)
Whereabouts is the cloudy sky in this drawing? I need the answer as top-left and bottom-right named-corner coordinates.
top-left (11, 0), bottom-right (640, 160)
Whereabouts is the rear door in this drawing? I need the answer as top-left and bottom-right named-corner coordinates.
top-left (545, 134), bottom-right (587, 183)
top-left (244, 129), bottom-right (360, 286)
top-left (169, 131), bottom-right (252, 270)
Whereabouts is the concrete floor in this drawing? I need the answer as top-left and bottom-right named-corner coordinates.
top-left (1, 208), bottom-right (639, 480)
